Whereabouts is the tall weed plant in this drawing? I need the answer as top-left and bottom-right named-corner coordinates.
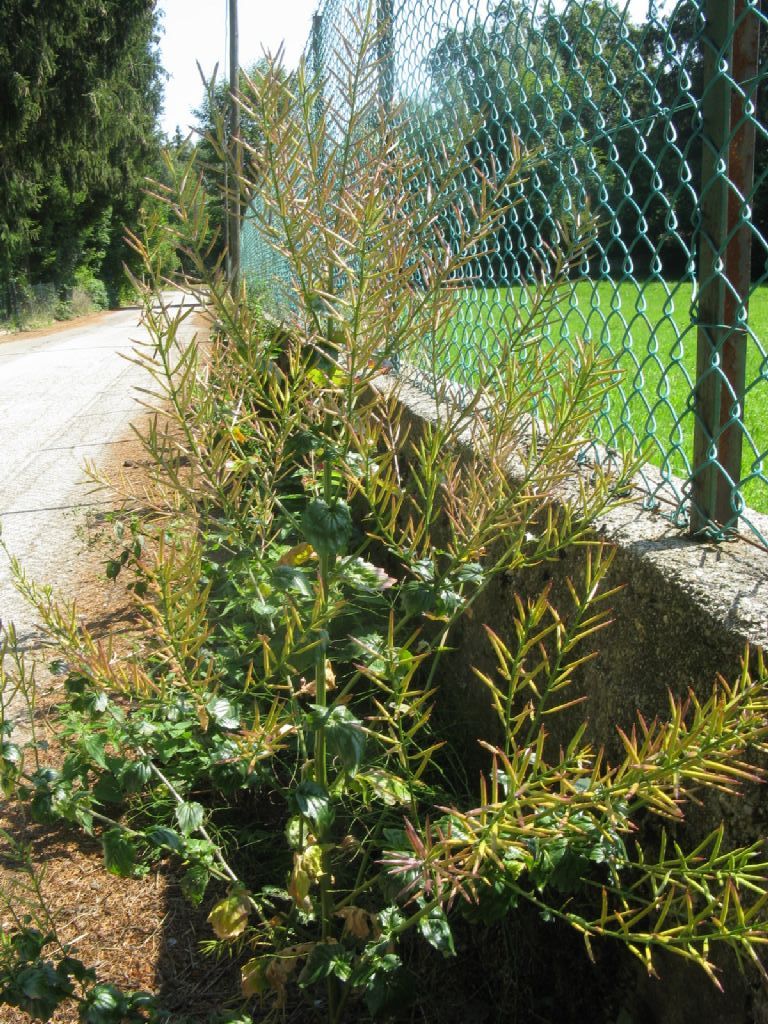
top-left (2, 5), bottom-right (768, 1022)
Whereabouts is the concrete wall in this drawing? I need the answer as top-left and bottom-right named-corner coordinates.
top-left (388, 378), bottom-right (768, 1024)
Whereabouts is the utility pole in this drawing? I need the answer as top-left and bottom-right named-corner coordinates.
top-left (228, 0), bottom-right (241, 288)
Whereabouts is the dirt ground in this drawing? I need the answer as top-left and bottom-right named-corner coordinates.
top-left (0, 307), bottom-right (137, 346)
top-left (0, 318), bottom-right (239, 1023)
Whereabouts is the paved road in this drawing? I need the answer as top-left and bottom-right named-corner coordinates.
top-left (0, 292), bottom-right (198, 667)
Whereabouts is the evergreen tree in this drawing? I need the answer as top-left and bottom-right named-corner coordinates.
top-left (0, 0), bottom-right (164, 315)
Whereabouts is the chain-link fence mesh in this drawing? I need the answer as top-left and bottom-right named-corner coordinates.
top-left (240, 0), bottom-right (768, 547)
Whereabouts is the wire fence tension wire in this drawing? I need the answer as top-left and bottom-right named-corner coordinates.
top-left (241, 0), bottom-right (768, 549)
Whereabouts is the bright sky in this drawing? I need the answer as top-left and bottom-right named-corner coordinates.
top-left (156, 0), bottom-right (668, 138)
top-left (157, 0), bottom-right (319, 136)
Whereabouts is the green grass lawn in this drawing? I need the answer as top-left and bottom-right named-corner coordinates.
top-left (446, 280), bottom-right (768, 516)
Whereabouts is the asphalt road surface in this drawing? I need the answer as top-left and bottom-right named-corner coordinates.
top-left (0, 292), bottom-right (199, 690)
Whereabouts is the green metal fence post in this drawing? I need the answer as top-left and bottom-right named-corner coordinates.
top-left (690, 0), bottom-right (760, 536)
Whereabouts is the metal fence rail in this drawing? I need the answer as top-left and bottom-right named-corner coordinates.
top-left (241, 0), bottom-right (768, 546)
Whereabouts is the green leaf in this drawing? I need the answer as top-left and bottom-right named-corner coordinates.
top-left (146, 826), bottom-right (184, 853)
top-left (418, 905), bottom-right (456, 958)
top-left (19, 964), bottom-right (63, 999)
top-left (121, 759), bottom-right (152, 793)
top-left (92, 692), bottom-right (109, 714)
top-left (361, 955), bottom-right (414, 1018)
top-left (301, 498), bottom-right (353, 556)
top-left (452, 561), bottom-right (484, 585)
top-left (64, 673), bottom-right (87, 695)
top-left (92, 773), bottom-right (124, 806)
top-left (180, 863), bottom-right (210, 906)
top-left (400, 582), bottom-right (436, 616)
top-left (293, 781), bottom-right (335, 833)
top-left (362, 770), bottom-right (412, 806)
top-left (271, 564), bottom-right (314, 598)
top-left (176, 800), bottom-right (205, 835)
top-left (59, 955), bottom-right (94, 984)
top-left (206, 697), bottom-right (240, 730)
top-left (314, 705), bottom-right (366, 774)
top-left (11, 927), bottom-right (49, 961)
top-left (82, 733), bottom-right (108, 769)
top-left (16, 962), bottom-right (73, 1018)
top-left (285, 815), bottom-right (304, 849)
top-left (298, 942), bottom-right (352, 987)
top-left (86, 983), bottom-right (120, 1010)
top-left (102, 828), bottom-right (136, 877)
top-left (105, 559), bottom-right (122, 581)
top-left (342, 558), bottom-right (396, 593)
top-left (1, 741), bottom-right (21, 765)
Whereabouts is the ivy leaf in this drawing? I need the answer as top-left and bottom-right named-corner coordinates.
top-left (102, 828), bottom-right (135, 877)
top-left (176, 800), bottom-right (205, 835)
top-left (293, 781), bottom-right (335, 833)
top-left (418, 905), bottom-right (456, 958)
top-left (301, 498), bottom-right (353, 556)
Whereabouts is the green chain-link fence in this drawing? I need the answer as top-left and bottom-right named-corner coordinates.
top-left (241, 0), bottom-right (768, 547)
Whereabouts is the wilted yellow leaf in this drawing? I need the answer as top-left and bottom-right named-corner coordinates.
top-left (207, 890), bottom-right (250, 940)
top-left (302, 843), bottom-right (324, 881)
top-left (335, 906), bottom-right (371, 940)
top-left (287, 861), bottom-right (311, 912)
top-left (241, 957), bottom-right (268, 998)
top-left (277, 542), bottom-right (316, 566)
top-left (264, 943), bottom-right (313, 1007)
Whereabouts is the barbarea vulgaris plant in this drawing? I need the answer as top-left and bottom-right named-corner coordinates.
top-left (2, 2), bottom-right (768, 1021)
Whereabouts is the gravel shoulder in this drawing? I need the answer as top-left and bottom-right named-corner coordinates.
top-left (0, 298), bottom-right (232, 1022)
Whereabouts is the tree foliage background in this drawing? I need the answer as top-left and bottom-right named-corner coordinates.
top-left (417, 0), bottom-right (766, 283)
top-left (0, 0), bottom-right (164, 318)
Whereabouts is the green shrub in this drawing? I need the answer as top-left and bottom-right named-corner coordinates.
top-left (73, 266), bottom-right (109, 311)
top-left (3, 6), bottom-right (768, 1022)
